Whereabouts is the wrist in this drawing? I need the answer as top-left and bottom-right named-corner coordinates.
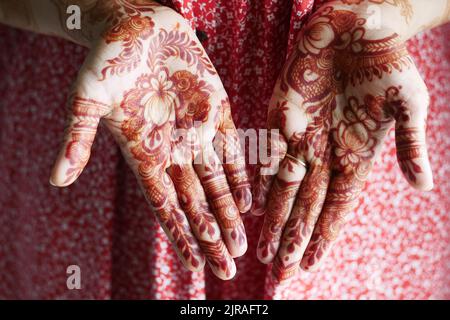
top-left (325, 0), bottom-right (450, 41)
top-left (400, 0), bottom-right (450, 40)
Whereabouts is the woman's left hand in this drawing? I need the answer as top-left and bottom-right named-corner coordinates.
top-left (251, 0), bottom-right (444, 283)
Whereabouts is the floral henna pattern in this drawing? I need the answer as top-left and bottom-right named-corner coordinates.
top-left (258, 3), bottom-right (433, 281)
top-left (147, 29), bottom-right (217, 77)
top-left (283, 7), bottom-right (412, 103)
top-left (53, 0), bottom-right (158, 77)
top-left (271, 165), bottom-right (330, 281)
top-left (50, 1), bottom-right (248, 277)
top-left (119, 67), bottom-right (213, 178)
top-left (100, 15), bottom-right (155, 79)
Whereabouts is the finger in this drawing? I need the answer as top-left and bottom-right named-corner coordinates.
top-left (142, 170), bottom-right (206, 272)
top-left (216, 99), bottom-right (252, 213)
top-left (168, 164), bottom-right (236, 280)
top-left (300, 167), bottom-right (367, 272)
top-left (50, 95), bottom-right (110, 186)
top-left (194, 146), bottom-right (247, 258)
top-left (257, 155), bottom-right (307, 264)
top-left (272, 164), bottom-right (330, 283)
top-left (217, 125), bottom-right (252, 214)
top-left (391, 85), bottom-right (433, 191)
top-left (251, 130), bottom-right (288, 216)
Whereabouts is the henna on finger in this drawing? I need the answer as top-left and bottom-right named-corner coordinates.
top-left (272, 164), bottom-right (330, 282)
top-left (251, 120), bottom-right (288, 216)
top-left (194, 148), bottom-right (247, 258)
top-left (168, 164), bottom-right (236, 279)
top-left (218, 99), bottom-right (252, 213)
top-left (389, 85), bottom-right (433, 190)
top-left (142, 171), bottom-right (206, 272)
top-left (300, 164), bottom-right (368, 272)
top-left (50, 96), bottom-right (111, 186)
top-left (257, 156), bottom-right (306, 264)
top-left (46, 0), bottom-right (250, 276)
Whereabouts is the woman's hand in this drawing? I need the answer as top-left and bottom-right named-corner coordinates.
top-left (41, 1), bottom-right (251, 280)
top-left (252, 0), bottom-right (449, 283)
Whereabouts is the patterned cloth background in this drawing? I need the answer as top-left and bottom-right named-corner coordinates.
top-left (0, 0), bottom-right (448, 299)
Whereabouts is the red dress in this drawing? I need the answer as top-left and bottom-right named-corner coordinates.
top-left (0, 0), bottom-right (448, 299)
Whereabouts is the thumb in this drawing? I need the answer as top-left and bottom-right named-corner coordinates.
top-left (50, 92), bottom-right (111, 187)
top-left (393, 86), bottom-right (433, 191)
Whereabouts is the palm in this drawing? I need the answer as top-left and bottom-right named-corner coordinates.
top-left (50, 3), bottom-right (251, 280)
top-left (253, 3), bottom-right (432, 282)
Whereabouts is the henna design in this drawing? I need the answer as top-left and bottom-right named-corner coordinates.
top-left (147, 29), bottom-right (217, 76)
top-left (100, 15), bottom-right (155, 79)
top-left (258, 174), bottom-right (301, 261)
top-left (167, 164), bottom-right (236, 278)
top-left (199, 240), bottom-right (235, 278)
top-left (169, 165), bottom-right (217, 238)
top-left (63, 97), bottom-right (110, 184)
top-left (263, 2), bottom-right (429, 276)
top-left (53, 1), bottom-right (157, 76)
top-left (271, 165), bottom-right (329, 281)
top-left (252, 130), bottom-right (288, 215)
top-left (201, 164), bottom-right (241, 230)
top-left (218, 99), bottom-right (252, 212)
top-left (54, 1), bottom-right (216, 80)
top-left (195, 150), bottom-right (247, 257)
top-left (395, 127), bottom-right (424, 183)
top-left (172, 70), bottom-right (214, 128)
top-left (48, 0), bottom-right (248, 276)
top-left (120, 66), bottom-right (214, 177)
top-left (284, 7), bottom-right (412, 100)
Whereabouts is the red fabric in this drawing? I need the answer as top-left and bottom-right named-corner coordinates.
top-left (0, 0), bottom-right (449, 299)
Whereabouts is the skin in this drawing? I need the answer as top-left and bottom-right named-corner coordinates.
top-left (1, 0), bottom-right (449, 284)
top-left (252, 0), bottom-right (450, 283)
top-left (0, 0), bottom-right (252, 280)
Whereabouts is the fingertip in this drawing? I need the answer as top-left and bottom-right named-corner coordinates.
top-left (257, 255), bottom-right (273, 265)
top-left (400, 159), bottom-right (434, 192)
top-left (256, 247), bottom-right (274, 264)
top-left (49, 158), bottom-right (80, 187)
top-left (182, 255), bottom-right (207, 273)
top-left (49, 165), bottom-right (76, 187)
top-left (410, 177), bottom-right (434, 192)
top-left (234, 186), bottom-right (252, 213)
top-left (230, 240), bottom-right (247, 258)
top-left (299, 260), bottom-right (320, 273)
top-left (212, 260), bottom-right (237, 281)
top-left (250, 204), bottom-right (265, 217)
top-left (250, 191), bottom-right (266, 216)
